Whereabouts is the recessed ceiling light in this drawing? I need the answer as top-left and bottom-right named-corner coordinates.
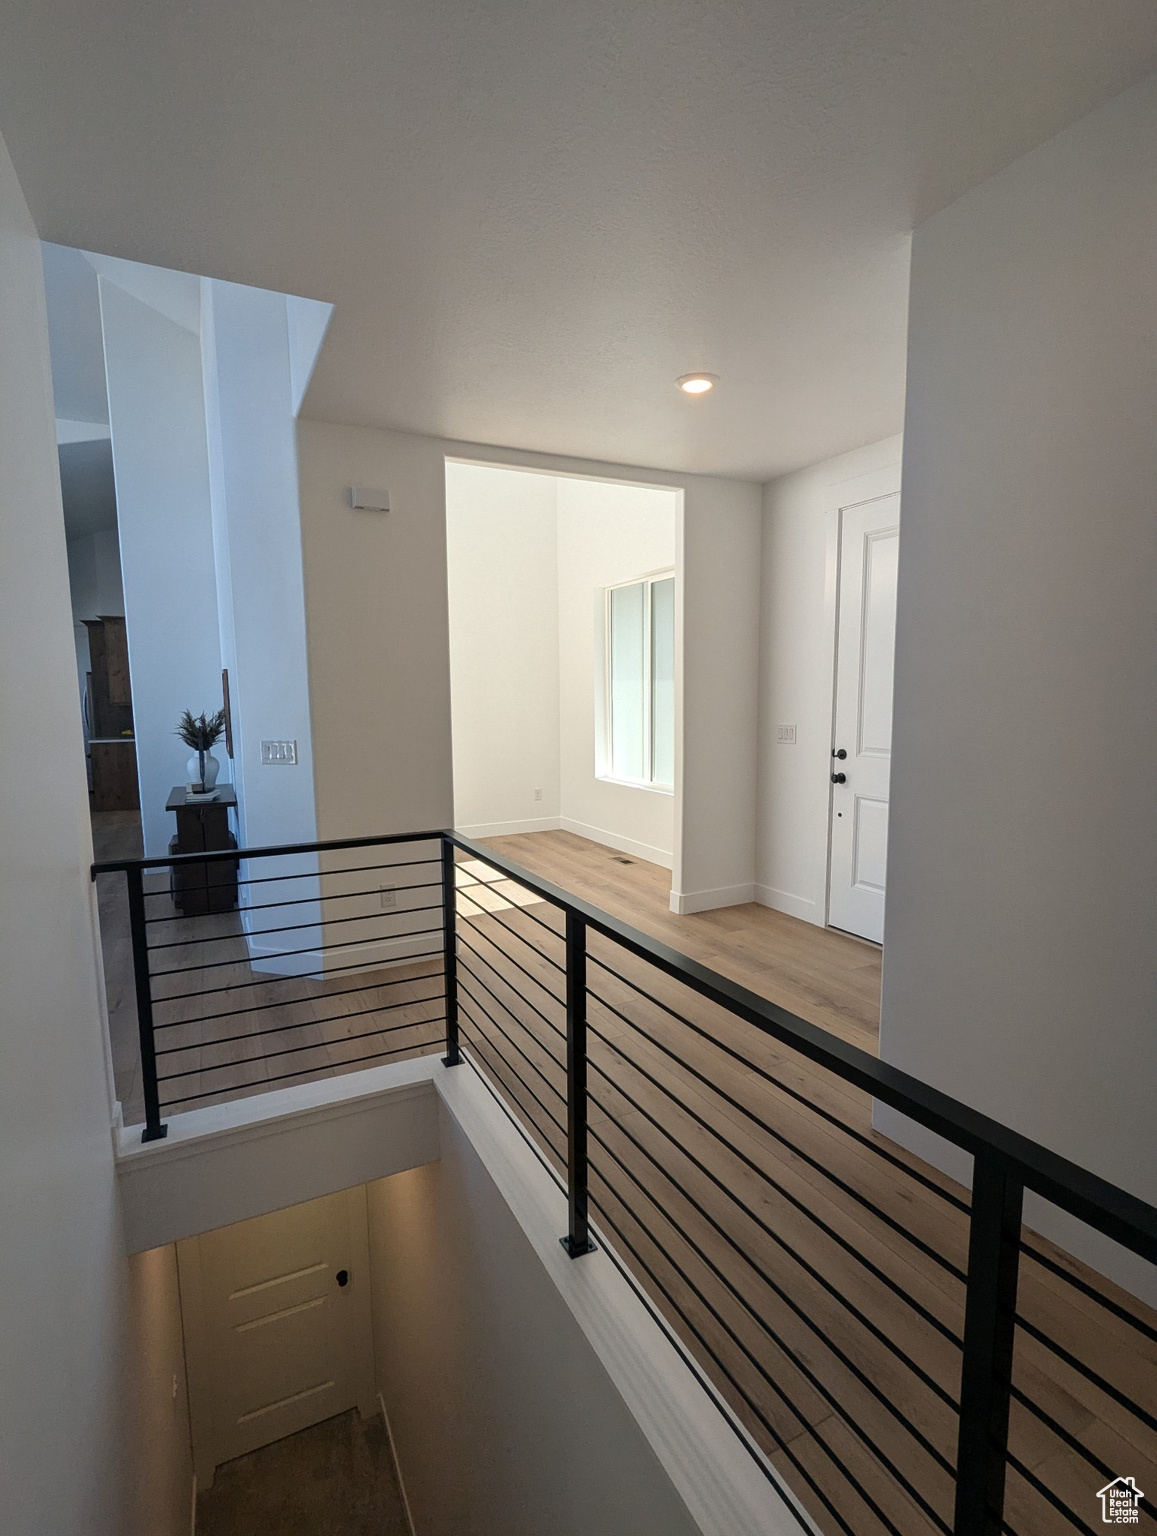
top-left (677, 373), bottom-right (718, 395)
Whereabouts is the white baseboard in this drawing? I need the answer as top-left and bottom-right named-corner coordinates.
top-left (456, 816), bottom-right (561, 839)
top-left (378, 1390), bottom-right (418, 1535)
top-left (753, 883), bottom-right (823, 926)
top-left (559, 817), bottom-right (673, 870)
top-left (669, 882), bottom-right (755, 915)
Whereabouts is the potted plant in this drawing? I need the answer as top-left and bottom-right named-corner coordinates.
top-left (177, 708), bottom-right (227, 793)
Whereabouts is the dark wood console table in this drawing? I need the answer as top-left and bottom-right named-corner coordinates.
top-left (166, 784), bottom-right (239, 915)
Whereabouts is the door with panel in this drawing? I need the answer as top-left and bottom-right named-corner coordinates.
top-left (178, 1187), bottom-right (376, 1486)
top-left (827, 493), bottom-right (900, 944)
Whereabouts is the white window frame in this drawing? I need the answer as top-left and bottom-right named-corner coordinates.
top-left (599, 569), bottom-right (675, 793)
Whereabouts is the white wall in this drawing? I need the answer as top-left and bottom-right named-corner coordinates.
top-left (556, 475), bottom-right (678, 867)
top-left (755, 436), bottom-right (902, 923)
top-left (366, 1100), bottom-right (701, 1536)
top-left (122, 1246), bottom-right (194, 1536)
top-left (99, 276), bottom-right (224, 855)
top-left (298, 421), bottom-right (761, 905)
top-left (878, 75), bottom-right (1157, 1298)
top-left (0, 128), bottom-right (126, 1536)
top-left (446, 461), bottom-right (562, 836)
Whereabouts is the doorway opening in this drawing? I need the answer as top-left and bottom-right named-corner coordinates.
top-left (444, 460), bottom-right (682, 889)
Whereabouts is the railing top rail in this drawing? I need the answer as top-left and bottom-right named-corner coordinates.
top-left (446, 831), bottom-right (1157, 1262)
top-left (90, 827), bottom-right (447, 877)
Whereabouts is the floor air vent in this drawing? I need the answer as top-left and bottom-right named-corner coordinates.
top-left (613, 856), bottom-right (634, 864)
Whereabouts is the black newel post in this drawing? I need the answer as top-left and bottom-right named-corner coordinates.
top-left (561, 911), bottom-right (596, 1257)
top-left (441, 837), bottom-right (460, 1066)
top-left (953, 1152), bottom-right (1023, 1535)
top-left (125, 863), bottom-right (167, 1142)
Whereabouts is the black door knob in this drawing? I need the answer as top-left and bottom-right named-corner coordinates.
top-left (832, 748), bottom-right (847, 760)
top-left (336, 1269), bottom-right (349, 1288)
top-left (831, 772), bottom-right (846, 784)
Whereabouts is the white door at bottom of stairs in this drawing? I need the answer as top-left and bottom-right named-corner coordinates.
top-left (178, 1186), bottom-right (376, 1487)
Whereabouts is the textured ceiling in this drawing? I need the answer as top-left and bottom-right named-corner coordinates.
top-left (3, 1), bottom-right (1155, 478)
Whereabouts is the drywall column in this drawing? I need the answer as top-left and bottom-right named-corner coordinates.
top-left (203, 280), bottom-right (320, 970)
top-left (99, 277), bottom-right (223, 855)
top-left (0, 129), bottom-right (126, 1536)
top-left (672, 476), bottom-right (762, 912)
top-left (878, 76), bottom-right (1157, 1297)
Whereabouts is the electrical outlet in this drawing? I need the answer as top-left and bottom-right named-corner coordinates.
top-left (775, 724), bottom-right (797, 744)
top-left (533, 787), bottom-right (543, 802)
top-left (260, 739), bottom-right (298, 765)
top-left (379, 884), bottom-right (396, 910)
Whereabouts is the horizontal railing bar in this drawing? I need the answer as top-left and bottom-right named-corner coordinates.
top-left (94, 829), bottom-right (446, 876)
top-left (454, 859), bottom-right (566, 943)
top-left (158, 1035), bottom-right (444, 1108)
top-left (154, 986), bottom-right (446, 1055)
top-left (145, 875), bottom-right (439, 923)
top-left (586, 1012), bottom-right (966, 1356)
top-left (152, 945), bottom-right (444, 1003)
top-left (457, 1010), bottom-right (567, 1142)
top-left (454, 909), bottom-right (566, 1008)
top-left (583, 1034), bottom-right (960, 1405)
top-left (1014, 1316), bottom-right (1157, 1430)
top-left (586, 1187), bottom-right (862, 1536)
top-left (456, 944), bottom-right (567, 1042)
top-left (586, 1091), bottom-right (958, 1480)
top-left (590, 950), bottom-right (972, 1215)
top-left (158, 1013), bottom-right (443, 1082)
top-left (1005, 1449), bottom-right (1097, 1536)
top-left (1007, 1383), bottom-right (1115, 1484)
top-left (1019, 1240), bottom-right (1157, 1343)
top-left (458, 1042), bottom-right (568, 1192)
top-left (148, 922), bottom-right (444, 978)
top-left (148, 900), bottom-right (444, 950)
top-left (454, 884), bottom-right (568, 975)
top-left (151, 964), bottom-right (443, 1029)
top-left (457, 974), bottom-right (566, 1106)
top-left (447, 834), bottom-right (1157, 1257)
top-left (588, 1114), bottom-right (957, 1522)
top-left (588, 982), bottom-right (967, 1284)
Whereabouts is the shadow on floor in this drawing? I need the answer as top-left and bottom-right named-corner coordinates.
top-left (196, 1410), bottom-right (411, 1536)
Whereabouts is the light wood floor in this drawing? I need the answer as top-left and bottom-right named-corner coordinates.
top-left (94, 818), bottom-right (1155, 1535)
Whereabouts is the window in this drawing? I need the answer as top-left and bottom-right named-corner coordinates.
top-left (604, 572), bottom-right (675, 788)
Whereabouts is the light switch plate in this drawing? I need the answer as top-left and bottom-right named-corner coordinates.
top-left (260, 739), bottom-right (298, 765)
top-left (775, 724), bottom-right (797, 744)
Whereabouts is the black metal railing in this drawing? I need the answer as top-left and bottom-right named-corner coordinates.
top-left (93, 830), bottom-right (450, 1137)
top-left (93, 829), bottom-right (1157, 1536)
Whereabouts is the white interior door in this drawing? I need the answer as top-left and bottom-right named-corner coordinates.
top-left (178, 1187), bottom-right (376, 1486)
top-left (827, 493), bottom-right (900, 944)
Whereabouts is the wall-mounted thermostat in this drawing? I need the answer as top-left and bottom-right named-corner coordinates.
top-left (349, 485), bottom-right (390, 512)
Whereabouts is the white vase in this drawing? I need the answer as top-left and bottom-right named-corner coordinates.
top-left (187, 750), bottom-right (221, 791)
